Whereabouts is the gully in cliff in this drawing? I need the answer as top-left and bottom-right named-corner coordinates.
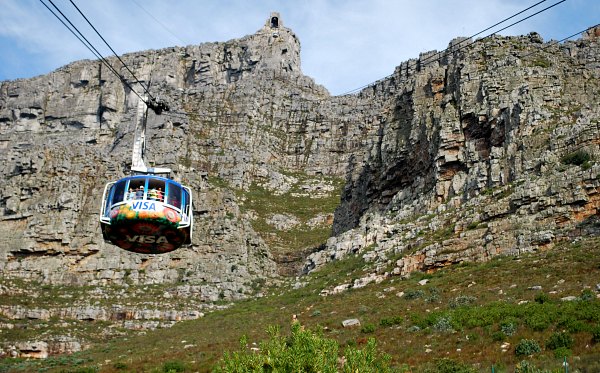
top-left (99, 97), bottom-right (194, 254)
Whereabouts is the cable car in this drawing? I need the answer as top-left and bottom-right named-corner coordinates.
top-left (99, 95), bottom-right (194, 254)
top-left (100, 175), bottom-right (193, 254)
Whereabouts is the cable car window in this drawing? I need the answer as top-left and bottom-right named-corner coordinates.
top-left (128, 178), bottom-right (146, 200)
top-left (182, 187), bottom-right (190, 218)
top-left (147, 178), bottom-right (165, 202)
top-left (167, 182), bottom-right (182, 209)
top-left (183, 188), bottom-right (190, 209)
top-left (103, 184), bottom-right (113, 217)
top-left (112, 179), bottom-right (127, 204)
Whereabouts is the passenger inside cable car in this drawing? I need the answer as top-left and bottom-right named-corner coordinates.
top-left (99, 175), bottom-right (193, 254)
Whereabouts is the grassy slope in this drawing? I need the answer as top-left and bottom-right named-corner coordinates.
top-left (3, 236), bottom-right (600, 372)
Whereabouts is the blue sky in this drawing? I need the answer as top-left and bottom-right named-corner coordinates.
top-left (0, 0), bottom-right (598, 95)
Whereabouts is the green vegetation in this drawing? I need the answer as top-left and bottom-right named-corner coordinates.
top-left (515, 339), bottom-right (542, 356)
top-left (2, 237), bottom-right (600, 372)
top-left (532, 57), bottom-right (552, 68)
top-left (235, 177), bottom-right (344, 255)
top-left (561, 149), bottom-right (591, 168)
top-left (213, 323), bottom-right (392, 372)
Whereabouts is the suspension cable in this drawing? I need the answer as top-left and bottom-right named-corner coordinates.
top-left (68, 0), bottom-right (156, 102)
top-left (338, 0), bottom-right (567, 96)
top-left (40, 0), bottom-right (148, 103)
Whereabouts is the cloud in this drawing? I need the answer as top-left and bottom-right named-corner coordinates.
top-left (1, 0), bottom-right (596, 94)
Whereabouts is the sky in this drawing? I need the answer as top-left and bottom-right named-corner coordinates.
top-left (0, 0), bottom-right (598, 95)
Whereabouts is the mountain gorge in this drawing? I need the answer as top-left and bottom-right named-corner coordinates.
top-left (1, 13), bottom-right (600, 363)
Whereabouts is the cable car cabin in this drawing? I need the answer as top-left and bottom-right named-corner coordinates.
top-left (99, 175), bottom-right (193, 254)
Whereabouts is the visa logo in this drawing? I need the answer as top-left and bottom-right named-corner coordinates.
top-left (131, 201), bottom-right (157, 211)
top-left (126, 235), bottom-right (169, 243)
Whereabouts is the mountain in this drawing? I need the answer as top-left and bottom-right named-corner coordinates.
top-left (1, 12), bottom-right (599, 361)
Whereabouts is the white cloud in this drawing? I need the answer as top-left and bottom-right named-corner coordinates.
top-left (1, 0), bottom-right (596, 94)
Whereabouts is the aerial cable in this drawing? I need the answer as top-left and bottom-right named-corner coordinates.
top-left (38, 0), bottom-right (101, 61)
top-left (417, 0), bottom-right (567, 69)
top-left (364, 23), bottom-right (600, 105)
top-left (130, 0), bottom-right (186, 46)
top-left (68, 0), bottom-right (156, 102)
top-left (418, 0), bottom-right (550, 67)
top-left (40, 0), bottom-right (147, 104)
top-left (337, 0), bottom-right (567, 96)
top-left (40, 0), bottom-right (167, 113)
top-left (518, 23), bottom-right (600, 60)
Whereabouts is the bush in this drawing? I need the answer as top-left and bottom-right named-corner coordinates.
top-left (553, 346), bottom-right (572, 358)
top-left (515, 360), bottom-right (546, 373)
top-left (425, 287), bottom-right (441, 303)
top-left (492, 331), bottom-right (506, 342)
top-left (561, 150), bottom-right (591, 167)
top-left (534, 292), bottom-right (550, 304)
top-left (557, 314), bottom-right (587, 333)
top-left (546, 332), bottom-right (574, 350)
top-left (500, 321), bottom-right (517, 336)
top-left (432, 316), bottom-right (454, 333)
top-left (343, 338), bottom-right (393, 373)
top-left (404, 288), bottom-right (425, 300)
top-left (525, 308), bottom-right (553, 331)
top-left (580, 289), bottom-right (595, 301)
top-left (379, 315), bottom-right (403, 327)
top-left (592, 326), bottom-right (600, 344)
top-left (162, 360), bottom-right (186, 373)
top-left (449, 295), bottom-right (477, 308)
top-left (213, 323), bottom-right (393, 372)
top-left (113, 362), bottom-right (128, 370)
top-left (361, 323), bottom-right (376, 334)
top-left (423, 358), bottom-right (477, 373)
top-left (515, 339), bottom-right (541, 356)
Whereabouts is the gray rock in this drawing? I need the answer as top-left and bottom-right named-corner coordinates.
top-left (342, 318), bottom-right (360, 328)
top-left (561, 296), bottom-right (578, 302)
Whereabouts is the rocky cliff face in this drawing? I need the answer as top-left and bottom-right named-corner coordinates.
top-left (306, 29), bottom-right (600, 284)
top-left (1, 13), bottom-right (599, 357)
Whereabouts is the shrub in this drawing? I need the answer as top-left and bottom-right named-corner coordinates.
top-left (409, 312), bottom-right (438, 329)
top-left (361, 323), bottom-right (376, 334)
top-left (515, 339), bottom-right (541, 356)
top-left (525, 309), bottom-right (553, 331)
top-left (492, 331), bottom-right (506, 342)
top-left (534, 292), bottom-right (550, 304)
top-left (425, 287), bottom-right (441, 303)
top-left (404, 288), bottom-right (425, 300)
top-left (561, 150), bottom-right (591, 167)
top-left (380, 316), bottom-right (403, 327)
top-left (162, 360), bottom-right (186, 373)
top-left (580, 289), bottom-right (595, 301)
top-left (500, 321), bottom-right (517, 336)
top-left (113, 362), bottom-right (128, 370)
top-left (213, 323), bottom-right (393, 372)
top-left (432, 316), bottom-right (454, 333)
top-left (592, 326), bottom-right (600, 344)
top-left (343, 338), bottom-right (393, 373)
top-left (515, 360), bottom-right (545, 373)
top-left (423, 358), bottom-right (477, 373)
top-left (546, 332), bottom-right (574, 350)
top-left (557, 314), bottom-right (587, 333)
top-left (449, 295), bottom-right (477, 308)
top-left (532, 58), bottom-right (551, 68)
top-left (553, 346), bottom-right (572, 358)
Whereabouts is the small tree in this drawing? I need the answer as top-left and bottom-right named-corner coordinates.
top-left (213, 323), bottom-right (393, 372)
